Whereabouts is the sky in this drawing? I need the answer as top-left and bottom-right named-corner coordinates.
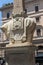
top-left (0, 0), bottom-right (13, 26)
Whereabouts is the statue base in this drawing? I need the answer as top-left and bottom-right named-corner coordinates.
top-left (5, 45), bottom-right (36, 65)
top-left (6, 41), bottom-right (33, 47)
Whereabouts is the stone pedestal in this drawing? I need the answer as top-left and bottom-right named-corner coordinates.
top-left (5, 45), bottom-right (36, 65)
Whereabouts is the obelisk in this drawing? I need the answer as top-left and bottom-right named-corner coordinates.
top-left (13, 0), bottom-right (25, 15)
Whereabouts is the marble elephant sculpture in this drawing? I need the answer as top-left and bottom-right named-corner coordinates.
top-left (0, 17), bottom-right (36, 43)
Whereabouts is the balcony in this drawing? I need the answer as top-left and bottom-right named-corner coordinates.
top-left (0, 31), bottom-right (9, 46)
top-left (33, 36), bottom-right (43, 46)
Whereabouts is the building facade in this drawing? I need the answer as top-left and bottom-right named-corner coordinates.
top-left (0, 0), bottom-right (43, 65)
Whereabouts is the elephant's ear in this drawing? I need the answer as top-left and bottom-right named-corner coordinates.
top-left (25, 18), bottom-right (31, 28)
top-left (30, 20), bottom-right (36, 33)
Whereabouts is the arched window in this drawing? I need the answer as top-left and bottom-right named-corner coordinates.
top-left (37, 29), bottom-right (41, 37)
top-left (36, 17), bottom-right (40, 22)
top-left (7, 12), bottom-right (10, 18)
top-left (36, 25), bottom-right (42, 37)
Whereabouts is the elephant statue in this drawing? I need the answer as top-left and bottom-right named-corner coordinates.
top-left (0, 16), bottom-right (36, 44)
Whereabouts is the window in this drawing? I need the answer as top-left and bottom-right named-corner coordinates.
top-left (37, 29), bottom-right (41, 37)
top-left (36, 17), bottom-right (40, 22)
top-left (0, 33), bottom-right (1, 37)
top-left (0, 58), bottom-right (5, 65)
top-left (7, 12), bottom-right (10, 18)
top-left (35, 63), bottom-right (39, 65)
top-left (25, 9), bottom-right (27, 13)
top-left (38, 46), bottom-right (43, 49)
top-left (35, 5), bottom-right (39, 12)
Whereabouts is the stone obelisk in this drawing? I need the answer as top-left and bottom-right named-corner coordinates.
top-left (13, 0), bottom-right (25, 15)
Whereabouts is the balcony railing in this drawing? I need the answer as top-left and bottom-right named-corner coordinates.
top-left (33, 36), bottom-right (43, 40)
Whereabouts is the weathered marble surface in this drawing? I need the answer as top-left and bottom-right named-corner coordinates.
top-left (5, 46), bottom-right (36, 65)
top-left (1, 16), bottom-right (36, 47)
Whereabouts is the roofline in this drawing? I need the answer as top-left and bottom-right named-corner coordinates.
top-left (0, 4), bottom-right (13, 11)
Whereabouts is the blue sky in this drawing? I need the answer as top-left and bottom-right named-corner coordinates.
top-left (0, 0), bottom-right (13, 26)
